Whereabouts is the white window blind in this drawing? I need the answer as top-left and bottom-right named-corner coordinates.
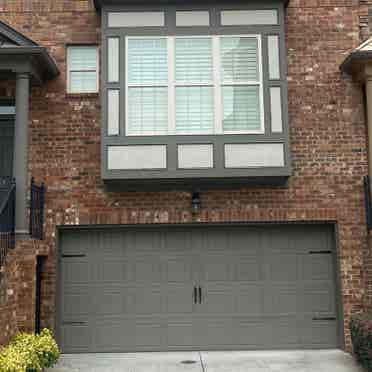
top-left (126, 38), bottom-right (168, 135)
top-left (67, 46), bottom-right (98, 93)
top-left (125, 35), bottom-right (264, 136)
top-left (220, 37), bottom-right (262, 133)
top-left (175, 37), bottom-right (214, 134)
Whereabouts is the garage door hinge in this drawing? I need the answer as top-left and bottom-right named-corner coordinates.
top-left (308, 250), bottom-right (332, 255)
top-left (312, 317), bottom-right (336, 321)
top-left (61, 254), bottom-right (86, 258)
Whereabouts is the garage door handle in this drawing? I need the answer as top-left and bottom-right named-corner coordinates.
top-left (62, 321), bottom-right (86, 325)
top-left (193, 287), bottom-right (197, 304)
top-left (198, 286), bottom-right (202, 304)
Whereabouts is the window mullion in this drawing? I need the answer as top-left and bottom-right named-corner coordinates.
top-left (213, 35), bottom-right (223, 135)
top-left (168, 37), bottom-right (176, 135)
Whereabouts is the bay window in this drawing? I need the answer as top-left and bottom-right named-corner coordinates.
top-left (101, 2), bottom-right (290, 185)
top-left (125, 35), bottom-right (264, 136)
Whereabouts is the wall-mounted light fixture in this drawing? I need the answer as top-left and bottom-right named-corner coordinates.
top-left (191, 191), bottom-right (201, 214)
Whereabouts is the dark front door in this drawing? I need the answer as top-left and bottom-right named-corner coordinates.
top-left (0, 116), bottom-right (14, 178)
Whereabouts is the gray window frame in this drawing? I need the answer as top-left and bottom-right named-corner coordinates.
top-left (100, 1), bottom-right (291, 187)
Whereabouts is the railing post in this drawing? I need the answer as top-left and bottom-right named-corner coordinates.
top-left (364, 175), bottom-right (372, 230)
top-left (40, 182), bottom-right (45, 240)
top-left (29, 178), bottom-right (45, 240)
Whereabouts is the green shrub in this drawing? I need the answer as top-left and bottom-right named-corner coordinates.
top-left (350, 313), bottom-right (372, 372)
top-left (0, 329), bottom-right (60, 372)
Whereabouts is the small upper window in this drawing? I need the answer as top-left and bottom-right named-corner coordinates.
top-left (67, 46), bottom-right (99, 93)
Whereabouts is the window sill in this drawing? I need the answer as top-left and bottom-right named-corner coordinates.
top-left (65, 92), bottom-right (100, 99)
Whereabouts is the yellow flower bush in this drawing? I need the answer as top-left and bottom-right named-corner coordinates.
top-left (0, 329), bottom-right (60, 372)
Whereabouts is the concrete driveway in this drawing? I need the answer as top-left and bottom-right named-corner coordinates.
top-left (48, 350), bottom-right (363, 372)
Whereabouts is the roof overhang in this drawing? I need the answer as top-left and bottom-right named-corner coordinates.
top-left (340, 37), bottom-right (372, 79)
top-left (0, 46), bottom-right (59, 84)
top-left (0, 20), bottom-right (59, 85)
top-left (94, 0), bottom-right (290, 10)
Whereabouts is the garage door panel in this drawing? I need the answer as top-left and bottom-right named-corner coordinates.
top-left (302, 284), bottom-right (336, 314)
top-left (204, 230), bottom-right (230, 252)
top-left (60, 232), bottom-right (90, 256)
top-left (127, 231), bottom-right (163, 255)
top-left (237, 285), bottom-right (264, 315)
top-left (60, 325), bottom-right (92, 353)
top-left (93, 291), bottom-right (126, 316)
top-left (128, 287), bottom-right (163, 314)
top-left (129, 260), bottom-right (162, 283)
top-left (164, 231), bottom-right (191, 253)
top-left (95, 231), bottom-right (126, 258)
top-left (266, 255), bottom-right (299, 281)
top-left (133, 321), bottom-right (164, 347)
top-left (235, 320), bottom-right (269, 346)
top-left (194, 318), bottom-right (234, 347)
top-left (97, 260), bottom-right (128, 282)
top-left (61, 260), bottom-right (91, 284)
top-left (199, 285), bottom-right (235, 314)
top-left (302, 255), bottom-right (333, 281)
top-left (94, 321), bottom-right (134, 350)
top-left (300, 319), bottom-right (339, 347)
top-left (166, 321), bottom-right (193, 347)
top-left (235, 258), bottom-right (262, 281)
top-left (264, 232), bottom-right (291, 254)
top-left (265, 286), bottom-right (298, 315)
top-left (62, 291), bottom-right (93, 317)
top-left (228, 229), bottom-right (262, 255)
top-left (166, 286), bottom-right (194, 314)
top-left (200, 259), bottom-right (232, 282)
top-left (165, 259), bottom-right (193, 282)
top-left (270, 318), bottom-right (299, 345)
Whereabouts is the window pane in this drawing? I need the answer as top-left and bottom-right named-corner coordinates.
top-left (268, 35), bottom-right (280, 79)
top-left (221, 37), bottom-right (259, 82)
top-left (69, 47), bottom-right (97, 71)
top-left (222, 86), bottom-right (261, 132)
top-left (127, 87), bottom-right (168, 135)
top-left (108, 89), bottom-right (120, 136)
top-left (108, 38), bottom-right (119, 82)
top-left (175, 38), bottom-right (212, 83)
top-left (69, 71), bottom-right (97, 93)
top-left (127, 38), bottom-right (167, 85)
top-left (176, 86), bottom-right (214, 134)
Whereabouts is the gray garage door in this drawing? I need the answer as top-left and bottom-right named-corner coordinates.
top-left (58, 225), bottom-right (340, 353)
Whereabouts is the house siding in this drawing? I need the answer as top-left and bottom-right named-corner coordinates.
top-left (0, 0), bottom-right (369, 351)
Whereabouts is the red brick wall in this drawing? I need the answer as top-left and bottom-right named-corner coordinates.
top-left (0, 0), bottom-right (370, 351)
top-left (0, 251), bottom-right (20, 346)
top-left (0, 240), bottom-right (39, 345)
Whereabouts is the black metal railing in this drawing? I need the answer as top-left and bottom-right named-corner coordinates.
top-left (0, 177), bottom-right (16, 268)
top-left (29, 178), bottom-right (45, 240)
top-left (364, 175), bottom-right (372, 230)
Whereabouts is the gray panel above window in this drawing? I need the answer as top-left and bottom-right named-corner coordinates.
top-left (220, 10), bottom-right (278, 26)
top-left (108, 12), bottom-right (165, 27)
top-left (176, 11), bottom-right (210, 27)
top-left (100, 1), bottom-right (291, 187)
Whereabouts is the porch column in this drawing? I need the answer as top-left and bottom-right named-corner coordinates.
top-left (13, 72), bottom-right (30, 234)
